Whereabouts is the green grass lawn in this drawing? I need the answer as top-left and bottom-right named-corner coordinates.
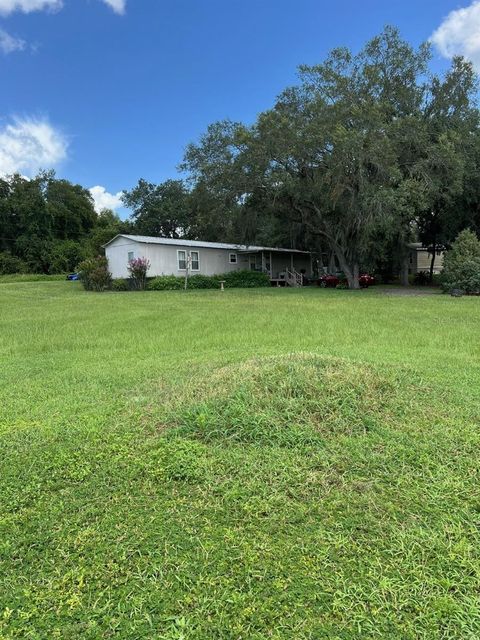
top-left (1, 282), bottom-right (480, 639)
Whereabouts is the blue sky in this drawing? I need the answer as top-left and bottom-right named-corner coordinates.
top-left (0, 0), bottom-right (477, 214)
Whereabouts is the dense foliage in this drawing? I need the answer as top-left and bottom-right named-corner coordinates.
top-left (441, 229), bottom-right (480, 294)
top-left (0, 251), bottom-right (27, 274)
top-left (121, 179), bottom-right (191, 238)
top-left (0, 172), bottom-right (129, 275)
top-left (182, 28), bottom-right (480, 287)
top-left (78, 256), bottom-right (112, 291)
top-left (147, 270), bottom-right (270, 290)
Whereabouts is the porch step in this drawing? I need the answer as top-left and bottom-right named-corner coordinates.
top-left (285, 268), bottom-right (303, 287)
top-left (270, 270), bottom-right (303, 287)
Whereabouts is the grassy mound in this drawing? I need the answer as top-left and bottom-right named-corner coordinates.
top-left (1, 354), bottom-right (480, 638)
top-left (171, 354), bottom-right (408, 445)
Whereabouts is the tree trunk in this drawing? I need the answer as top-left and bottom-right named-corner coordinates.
top-left (352, 262), bottom-right (360, 289)
top-left (429, 240), bottom-right (436, 284)
top-left (328, 251), bottom-right (336, 274)
top-left (333, 246), bottom-right (360, 289)
top-left (400, 254), bottom-right (410, 287)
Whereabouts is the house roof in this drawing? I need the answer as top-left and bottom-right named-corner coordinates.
top-left (103, 234), bottom-right (310, 255)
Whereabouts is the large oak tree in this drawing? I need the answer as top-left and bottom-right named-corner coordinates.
top-left (183, 28), bottom-right (479, 288)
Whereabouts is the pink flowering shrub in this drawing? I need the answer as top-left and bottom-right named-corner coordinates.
top-left (127, 256), bottom-right (150, 290)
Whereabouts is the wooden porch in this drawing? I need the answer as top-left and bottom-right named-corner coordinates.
top-left (270, 269), bottom-right (304, 287)
top-left (238, 249), bottom-right (310, 287)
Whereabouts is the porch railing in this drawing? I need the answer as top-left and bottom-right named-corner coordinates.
top-left (285, 268), bottom-right (303, 287)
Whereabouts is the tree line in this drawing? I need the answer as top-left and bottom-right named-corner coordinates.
top-left (0, 171), bottom-right (129, 274)
top-left (2, 28), bottom-right (480, 286)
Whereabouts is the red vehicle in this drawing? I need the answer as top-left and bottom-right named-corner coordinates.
top-left (318, 273), bottom-right (340, 288)
top-left (318, 273), bottom-right (375, 288)
top-left (359, 273), bottom-right (375, 288)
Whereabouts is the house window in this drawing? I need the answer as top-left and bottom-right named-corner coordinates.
top-left (229, 253), bottom-right (237, 264)
top-left (177, 250), bottom-right (187, 270)
top-left (190, 251), bottom-right (199, 271)
top-left (178, 250), bottom-right (199, 271)
top-left (128, 251), bottom-right (134, 262)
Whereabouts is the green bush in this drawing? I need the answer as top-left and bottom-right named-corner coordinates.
top-left (111, 278), bottom-right (129, 291)
top-left (413, 270), bottom-right (441, 287)
top-left (183, 274), bottom-right (216, 289)
top-left (147, 270), bottom-right (270, 291)
top-left (222, 270), bottom-right (270, 288)
top-left (414, 270), bottom-right (431, 286)
top-left (441, 230), bottom-right (480, 295)
top-left (78, 256), bottom-right (112, 292)
top-left (0, 252), bottom-right (27, 275)
top-left (148, 275), bottom-right (184, 291)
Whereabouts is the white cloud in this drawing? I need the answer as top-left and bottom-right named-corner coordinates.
top-left (0, 0), bottom-right (62, 15)
top-left (0, 116), bottom-right (68, 177)
top-left (89, 185), bottom-right (123, 213)
top-left (0, 0), bottom-right (125, 55)
top-left (0, 27), bottom-right (25, 53)
top-left (431, 1), bottom-right (480, 69)
top-left (101, 0), bottom-right (126, 15)
top-left (0, 0), bottom-right (126, 15)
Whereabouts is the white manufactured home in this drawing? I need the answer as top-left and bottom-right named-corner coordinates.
top-left (104, 235), bottom-right (312, 286)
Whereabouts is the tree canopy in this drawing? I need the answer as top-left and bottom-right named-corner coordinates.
top-left (182, 27), bottom-right (480, 287)
top-left (121, 179), bottom-right (191, 238)
top-left (0, 172), bottom-right (128, 274)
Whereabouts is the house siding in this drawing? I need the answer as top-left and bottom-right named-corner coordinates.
top-left (409, 246), bottom-right (445, 275)
top-left (106, 239), bottom-right (246, 279)
top-left (105, 237), bottom-right (140, 278)
top-left (146, 244), bottom-right (245, 277)
top-left (416, 249), bottom-right (444, 273)
top-left (105, 235), bottom-right (312, 280)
